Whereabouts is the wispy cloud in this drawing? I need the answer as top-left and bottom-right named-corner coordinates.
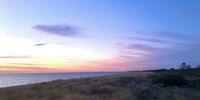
top-left (0, 66), bottom-right (60, 73)
top-left (114, 29), bottom-right (198, 70)
top-left (34, 43), bottom-right (47, 46)
top-left (118, 42), bottom-right (200, 69)
top-left (0, 56), bottom-right (31, 58)
top-left (121, 30), bottom-right (193, 46)
top-left (4, 62), bottom-right (38, 66)
top-left (116, 43), bottom-right (159, 61)
top-left (124, 36), bottom-right (170, 44)
top-left (125, 44), bottom-right (158, 52)
top-left (158, 31), bottom-right (194, 40)
top-left (33, 24), bottom-right (82, 37)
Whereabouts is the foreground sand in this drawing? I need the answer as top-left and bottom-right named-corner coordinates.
top-left (0, 72), bottom-right (199, 100)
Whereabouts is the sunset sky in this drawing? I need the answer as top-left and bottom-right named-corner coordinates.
top-left (0, 0), bottom-right (200, 73)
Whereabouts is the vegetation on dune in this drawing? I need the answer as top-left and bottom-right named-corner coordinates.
top-left (151, 74), bottom-right (188, 87)
top-left (150, 62), bottom-right (200, 88)
top-left (0, 62), bottom-right (200, 100)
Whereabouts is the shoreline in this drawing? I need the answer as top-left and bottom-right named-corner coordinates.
top-left (0, 72), bottom-right (130, 89)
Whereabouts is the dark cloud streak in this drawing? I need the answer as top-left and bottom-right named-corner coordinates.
top-left (33, 24), bottom-right (82, 37)
top-left (34, 43), bottom-right (47, 46)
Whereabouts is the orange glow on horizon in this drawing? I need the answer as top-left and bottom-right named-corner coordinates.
top-left (0, 34), bottom-right (145, 73)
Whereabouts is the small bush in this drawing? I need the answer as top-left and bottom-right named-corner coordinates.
top-left (189, 79), bottom-right (200, 89)
top-left (152, 74), bottom-right (188, 87)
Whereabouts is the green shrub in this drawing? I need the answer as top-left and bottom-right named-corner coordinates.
top-left (189, 79), bottom-right (200, 89)
top-left (152, 74), bottom-right (188, 87)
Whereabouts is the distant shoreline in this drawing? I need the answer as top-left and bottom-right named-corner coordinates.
top-left (0, 72), bottom-right (129, 88)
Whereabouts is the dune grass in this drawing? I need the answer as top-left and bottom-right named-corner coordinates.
top-left (0, 71), bottom-right (199, 100)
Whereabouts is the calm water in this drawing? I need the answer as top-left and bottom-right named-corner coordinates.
top-left (0, 72), bottom-right (125, 88)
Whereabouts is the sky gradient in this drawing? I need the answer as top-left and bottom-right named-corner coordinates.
top-left (0, 0), bottom-right (200, 73)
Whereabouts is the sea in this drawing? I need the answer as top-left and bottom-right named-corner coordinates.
top-left (0, 72), bottom-right (126, 88)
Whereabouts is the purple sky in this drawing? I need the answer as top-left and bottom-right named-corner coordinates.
top-left (0, 0), bottom-right (200, 72)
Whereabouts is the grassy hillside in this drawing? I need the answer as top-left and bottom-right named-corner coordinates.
top-left (0, 69), bottom-right (200, 100)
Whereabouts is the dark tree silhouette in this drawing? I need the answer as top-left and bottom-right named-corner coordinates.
top-left (180, 62), bottom-right (187, 69)
top-left (180, 62), bottom-right (191, 69)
